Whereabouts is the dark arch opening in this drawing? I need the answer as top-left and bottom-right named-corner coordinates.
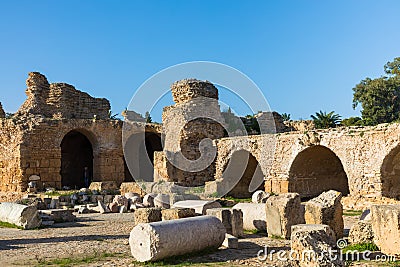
top-left (224, 150), bottom-right (265, 198)
top-left (289, 145), bottom-right (349, 199)
top-left (61, 130), bottom-right (93, 189)
top-left (381, 145), bottom-right (400, 199)
top-left (124, 132), bottom-right (162, 182)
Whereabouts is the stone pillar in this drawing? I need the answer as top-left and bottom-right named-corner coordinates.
top-left (129, 215), bottom-right (226, 262)
top-left (156, 79), bottom-right (225, 186)
top-left (0, 203), bottom-right (42, 229)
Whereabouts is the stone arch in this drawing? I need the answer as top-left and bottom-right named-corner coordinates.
top-left (288, 145), bottom-right (349, 198)
top-left (124, 132), bottom-right (162, 182)
top-left (60, 130), bottom-right (94, 189)
top-left (223, 149), bottom-right (265, 198)
top-left (380, 144), bottom-right (400, 198)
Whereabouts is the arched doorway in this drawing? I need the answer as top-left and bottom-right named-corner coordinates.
top-left (61, 130), bottom-right (93, 189)
top-left (289, 145), bottom-right (349, 198)
top-left (381, 145), bottom-right (400, 199)
top-left (124, 132), bottom-right (162, 182)
top-left (224, 150), bottom-right (265, 198)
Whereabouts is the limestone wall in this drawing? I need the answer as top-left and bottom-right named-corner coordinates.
top-left (16, 72), bottom-right (110, 119)
top-left (215, 123), bottom-right (400, 198)
top-left (0, 119), bottom-right (24, 191)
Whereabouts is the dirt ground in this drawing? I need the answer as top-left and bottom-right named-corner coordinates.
top-left (0, 211), bottom-right (394, 267)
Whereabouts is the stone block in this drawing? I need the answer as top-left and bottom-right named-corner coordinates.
top-left (161, 208), bottom-right (196, 221)
top-left (154, 194), bottom-right (170, 209)
top-left (172, 200), bottom-right (221, 215)
top-left (265, 193), bottom-right (303, 239)
top-left (291, 225), bottom-right (344, 267)
top-left (134, 208), bottom-right (162, 225)
top-left (39, 209), bottom-right (75, 222)
top-left (233, 203), bottom-right (267, 232)
top-left (206, 208), bottom-right (243, 237)
top-left (252, 190), bottom-right (270, 203)
top-left (371, 204), bottom-right (400, 255)
top-left (222, 234), bottom-right (239, 249)
top-left (349, 221), bottom-right (374, 244)
top-left (291, 224), bottom-right (336, 241)
top-left (304, 190), bottom-right (344, 239)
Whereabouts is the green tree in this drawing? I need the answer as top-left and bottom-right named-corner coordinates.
top-left (352, 57), bottom-right (400, 125)
top-left (341, 116), bottom-right (363, 126)
top-left (281, 113), bottom-right (291, 122)
top-left (311, 111), bottom-right (341, 129)
top-left (145, 111), bottom-right (152, 123)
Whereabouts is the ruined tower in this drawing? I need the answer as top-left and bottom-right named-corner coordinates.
top-left (154, 79), bottom-right (225, 186)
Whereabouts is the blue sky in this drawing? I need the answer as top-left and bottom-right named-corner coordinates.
top-left (0, 0), bottom-right (399, 122)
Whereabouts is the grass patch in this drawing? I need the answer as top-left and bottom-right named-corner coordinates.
top-left (342, 242), bottom-right (379, 253)
top-left (0, 221), bottom-right (23, 230)
top-left (343, 210), bottom-right (363, 216)
top-left (243, 229), bottom-right (266, 235)
top-left (35, 252), bottom-right (123, 266)
top-left (269, 234), bottom-right (284, 240)
top-left (133, 248), bottom-right (226, 266)
top-left (223, 196), bottom-right (252, 203)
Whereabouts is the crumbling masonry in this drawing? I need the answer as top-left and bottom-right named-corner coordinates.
top-left (1, 72), bottom-right (400, 200)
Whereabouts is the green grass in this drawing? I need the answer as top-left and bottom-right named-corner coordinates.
top-left (0, 221), bottom-right (23, 229)
top-left (133, 248), bottom-right (226, 266)
top-left (35, 252), bottom-right (123, 266)
top-left (243, 229), bottom-right (266, 235)
top-left (223, 196), bottom-right (252, 203)
top-left (343, 209), bottom-right (363, 216)
top-left (342, 242), bottom-right (379, 253)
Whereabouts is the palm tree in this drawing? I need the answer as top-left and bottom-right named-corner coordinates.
top-left (281, 113), bottom-right (291, 122)
top-left (311, 111), bottom-right (341, 129)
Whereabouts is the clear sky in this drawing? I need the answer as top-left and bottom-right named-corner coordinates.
top-left (0, 0), bottom-right (399, 122)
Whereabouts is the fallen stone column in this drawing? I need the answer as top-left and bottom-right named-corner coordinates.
top-left (129, 215), bottom-right (226, 262)
top-left (172, 200), bottom-right (221, 215)
top-left (0, 202), bottom-right (42, 229)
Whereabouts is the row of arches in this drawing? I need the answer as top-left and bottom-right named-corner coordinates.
top-left (223, 145), bottom-right (400, 199)
top-left (60, 130), bottom-right (162, 189)
top-left (59, 129), bottom-right (400, 199)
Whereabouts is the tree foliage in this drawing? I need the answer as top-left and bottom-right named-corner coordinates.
top-left (281, 113), bottom-right (291, 122)
top-left (145, 111), bottom-right (152, 123)
top-left (311, 111), bottom-right (341, 129)
top-left (352, 57), bottom-right (400, 125)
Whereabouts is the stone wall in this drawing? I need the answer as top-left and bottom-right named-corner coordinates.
top-left (171, 79), bottom-right (218, 104)
top-left (16, 72), bottom-right (110, 119)
top-left (0, 102), bottom-right (5, 118)
top-left (214, 123), bottom-right (400, 199)
top-left (0, 119), bottom-right (24, 191)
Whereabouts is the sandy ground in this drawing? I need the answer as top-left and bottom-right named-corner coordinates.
top-left (0, 212), bottom-right (392, 267)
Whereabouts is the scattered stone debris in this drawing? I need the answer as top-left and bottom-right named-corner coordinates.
top-left (206, 208), bottom-right (243, 237)
top-left (172, 200), bottom-right (222, 215)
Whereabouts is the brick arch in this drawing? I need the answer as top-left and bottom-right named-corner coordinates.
top-left (221, 149), bottom-right (265, 198)
top-left (380, 144), bottom-right (400, 199)
top-left (288, 145), bottom-right (350, 198)
top-left (60, 130), bottom-right (94, 189)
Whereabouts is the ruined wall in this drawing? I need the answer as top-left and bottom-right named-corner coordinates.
top-left (214, 123), bottom-right (400, 198)
top-left (0, 119), bottom-right (24, 191)
top-left (17, 118), bottom-right (124, 190)
top-left (16, 72), bottom-right (110, 119)
top-left (0, 102), bottom-right (5, 118)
